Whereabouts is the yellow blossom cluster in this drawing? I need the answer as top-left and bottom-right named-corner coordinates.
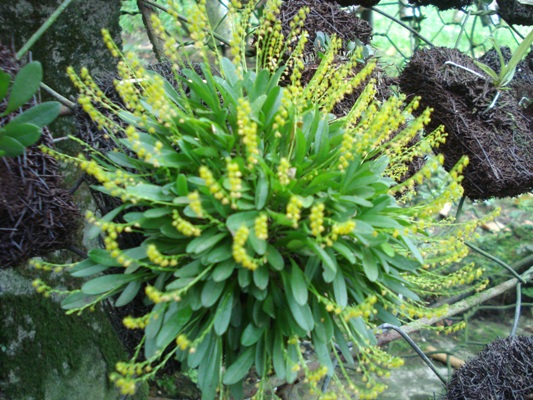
top-left (199, 166), bottom-right (229, 204)
top-left (232, 225), bottom-right (258, 270)
top-left (187, 191), bottom-right (204, 218)
top-left (286, 195), bottom-right (304, 227)
top-left (237, 98), bottom-right (260, 167)
top-left (176, 334), bottom-right (192, 351)
top-left (310, 203), bottom-right (325, 237)
top-left (123, 315), bottom-right (149, 330)
top-left (254, 213), bottom-right (269, 240)
top-left (172, 210), bottom-right (201, 237)
top-left (146, 244), bottom-right (179, 268)
top-left (145, 285), bottom-right (181, 303)
top-left (226, 158), bottom-right (242, 202)
top-left (277, 157), bottom-right (292, 186)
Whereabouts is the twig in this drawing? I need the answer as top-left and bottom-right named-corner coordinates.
top-left (379, 323), bottom-right (447, 384)
top-left (510, 283), bottom-right (521, 336)
top-left (40, 82), bottom-right (76, 110)
top-left (465, 242), bottom-right (526, 284)
top-left (16, 0), bottom-right (76, 60)
top-left (370, 6), bottom-right (435, 47)
top-left (376, 266), bottom-right (533, 347)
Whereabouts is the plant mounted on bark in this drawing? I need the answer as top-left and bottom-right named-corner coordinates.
top-left (33, 1), bottom-right (494, 398)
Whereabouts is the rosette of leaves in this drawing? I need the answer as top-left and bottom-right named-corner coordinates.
top-left (34, 1), bottom-right (490, 399)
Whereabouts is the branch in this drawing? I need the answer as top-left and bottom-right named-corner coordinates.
top-left (376, 266), bottom-right (533, 347)
top-left (137, 0), bottom-right (165, 62)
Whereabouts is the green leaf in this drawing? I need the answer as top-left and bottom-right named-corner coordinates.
top-left (255, 170), bottom-right (269, 210)
top-left (61, 291), bottom-right (99, 310)
top-left (127, 183), bottom-right (173, 202)
top-left (266, 244), bottom-right (284, 271)
top-left (201, 279), bottom-right (226, 307)
top-left (212, 259), bottom-right (236, 282)
top-left (70, 263), bottom-right (110, 278)
top-left (88, 249), bottom-right (121, 266)
top-left (473, 60), bottom-right (499, 82)
top-left (362, 248), bottom-right (379, 282)
top-left (115, 281), bottom-right (142, 307)
top-left (241, 323), bottom-right (265, 346)
top-left (222, 345), bottom-right (255, 385)
top-left (226, 211), bottom-right (258, 234)
top-left (81, 274), bottom-right (139, 295)
top-left (204, 242), bottom-right (232, 264)
top-left (9, 101), bottom-right (60, 127)
top-left (285, 283), bottom-right (314, 331)
top-left (220, 57), bottom-right (239, 86)
top-left (5, 61), bottom-right (42, 114)
top-left (214, 290), bottom-right (233, 335)
top-left (503, 29), bottom-right (533, 86)
top-left (198, 336), bottom-right (221, 400)
top-left (186, 229), bottom-right (227, 254)
top-left (307, 239), bottom-right (337, 282)
top-left (176, 174), bottom-right (189, 196)
top-left (155, 305), bottom-right (193, 348)
top-left (332, 269), bottom-right (348, 308)
top-left (0, 124), bottom-right (41, 157)
top-left (289, 259), bottom-right (308, 306)
top-left (332, 240), bottom-right (356, 264)
top-left (272, 329), bottom-right (286, 379)
top-left (144, 207), bottom-right (172, 218)
top-left (0, 69), bottom-right (9, 101)
top-left (253, 265), bottom-right (269, 290)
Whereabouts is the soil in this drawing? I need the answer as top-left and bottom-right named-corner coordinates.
top-left (0, 44), bottom-right (78, 267)
top-left (399, 47), bottom-right (533, 200)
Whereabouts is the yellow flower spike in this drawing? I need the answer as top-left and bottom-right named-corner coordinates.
top-left (232, 225), bottom-right (258, 270)
top-left (199, 166), bottom-right (229, 204)
top-left (254, 213), bottom-right (268, 240)
top-left (226, 158), bottom-right (243, 200)
top-left (237, 98), bottom-right (260, 167)
top-left (172, 210), bottom-right (201, 237)
top-left (277, 157), bottom-right (292, 186)
top-left (187, 191), bottom-right (204, 218)
top-left (286, 195), bottom-right (304, 227)
top-left (310, 203), bottom-right (325, 237)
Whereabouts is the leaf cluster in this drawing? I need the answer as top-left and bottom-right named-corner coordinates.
top-left (0, 61), bottom-right (60, 157)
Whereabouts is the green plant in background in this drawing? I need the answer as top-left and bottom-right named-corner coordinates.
top-left (32, 0), bottom-right (496, 398)
top-left (0, 61), bottom-right (60, 157)
top-left (473, 28), bottom-right (533, 90)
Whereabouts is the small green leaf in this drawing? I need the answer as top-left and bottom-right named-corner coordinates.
top-left (307, 239), bottom-right (337, 282)
top-left (214, 290), bottom-right (234, 335)
top-left (226, 211), bottom-right (258, 234)
top-left (253, 265), bottom-right (269, 290)
top-left (81, 274), bottom-right (138, 295)
top-left (127, 183), bottom-right (173, 202)
top-left (241, 323), bottom-right (265, 346)
top-left (272, 329), bottom-right (286, 379)
top-left (201, 279), bottom-right (226, 307)
top-left (212, 259), bottom-right (236, 282)
top-left (61, 291), bottom-right (99, 310)
top-left (5, 61), bottom-right (42, 114)
top-left (289, 259), bottom-right (308, 306)
top-left (362, 248), bottom-right (379, 282)
top-left (332, 269), bottom-right (348, 308)
top-left (0, 69), bottom-right (9, 101)
top-left (114, 281), bottom-right (142, 307)
top-left (223, 345), bottom-right (256, 385)
top-left (88, 249), bottom-right (121, 266)
top-left (9, 101), bottom-right (60, 127)
top-left (266, 244), bottom-right (284, 271)
top-left (255, 170), bottom-right (269, 210)
top-left (186, 231), bottom-right (227, 255)
top-left (0, 134), bottom-right (26, 157)
top-left (176, 174), bottom-right (189, 196)
top-left (155, 305), bottom-right (193, 348)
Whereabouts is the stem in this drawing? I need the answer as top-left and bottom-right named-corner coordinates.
top-left (370, 6), bottom-right (435, 47)
top-left (444, 61), bottom-right (486, 80)
top-left (465, 241), bottom-right (526, 283)
top-left (40, 82), bottom-right (76, 109)
top-left (379, 323), bottom-right (447, 385)
top-left (510, 283), bottom-right (521, 336)
top-left (376, 266), bottom-right (533, 347)
top-left (16, 0), bottom-right (76, 60)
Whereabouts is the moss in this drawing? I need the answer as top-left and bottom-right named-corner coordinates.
top-left (0, 293), bottom-right (126, 399)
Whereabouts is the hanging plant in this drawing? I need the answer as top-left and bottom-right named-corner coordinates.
top-left (33, 1), bottom-right (493, 398)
